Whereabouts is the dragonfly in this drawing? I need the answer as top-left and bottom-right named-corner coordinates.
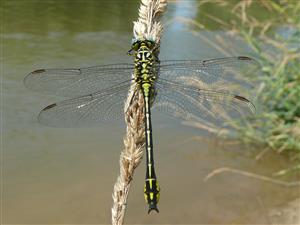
top-left (24, 38), bottom-right (258, 213)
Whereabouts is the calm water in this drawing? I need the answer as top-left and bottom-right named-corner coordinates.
top-left (2, 0), bottom-right (299, 224)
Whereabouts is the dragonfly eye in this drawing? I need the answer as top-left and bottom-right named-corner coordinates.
top-left (131, 41), bottom-right (140, 51)
top-left (146, 40), bottom-right (155, 49)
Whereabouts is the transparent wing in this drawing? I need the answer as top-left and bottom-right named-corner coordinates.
top-left (159, 56), bottom-right (260, 88)
top-left (24, 64), bottom-right (134, 97)
top-left (153, 76), bottom-right (255, 127)
top-left (153, 56), bottom-right (258, 126)
top-left (38, 81), bottom-right (133, 127)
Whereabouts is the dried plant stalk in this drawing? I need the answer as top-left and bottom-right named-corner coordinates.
top-left (111, 1), bottom-right (167, 225)
top-left (204, 167), bottom-right (300, 187)
top-left (111, 92), bottom-right (145, 225)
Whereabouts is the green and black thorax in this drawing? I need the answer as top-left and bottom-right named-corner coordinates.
top-left (129, 39), bottom-right (159, 98)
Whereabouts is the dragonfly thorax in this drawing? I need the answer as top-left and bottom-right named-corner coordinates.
top-left (136, 45), bottom-right (154, 62)
top-left (131, 40), bottom-right (158, 97)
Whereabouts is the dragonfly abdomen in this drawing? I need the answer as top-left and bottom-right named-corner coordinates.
top-left (143, 94), bottom-right (160, 214)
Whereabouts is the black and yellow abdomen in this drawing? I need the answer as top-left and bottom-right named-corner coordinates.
top-left (143, 93), bottom-right (160, 213)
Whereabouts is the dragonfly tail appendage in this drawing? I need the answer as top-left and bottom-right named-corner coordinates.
top-left (148, 202), bottom-right (160, 214)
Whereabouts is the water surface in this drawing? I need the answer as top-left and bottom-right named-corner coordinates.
top-left (2, 1), bottom-right (299, 224)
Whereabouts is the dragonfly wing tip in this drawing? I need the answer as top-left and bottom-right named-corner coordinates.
top-left (42, 103), bottom-right (57, 111)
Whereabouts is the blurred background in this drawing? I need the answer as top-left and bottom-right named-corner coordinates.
top-left (1, 0), bottom-right (299, 224)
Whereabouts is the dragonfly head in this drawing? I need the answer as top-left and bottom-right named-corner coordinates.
top-left (127, 39), bottom-right (157, 55)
